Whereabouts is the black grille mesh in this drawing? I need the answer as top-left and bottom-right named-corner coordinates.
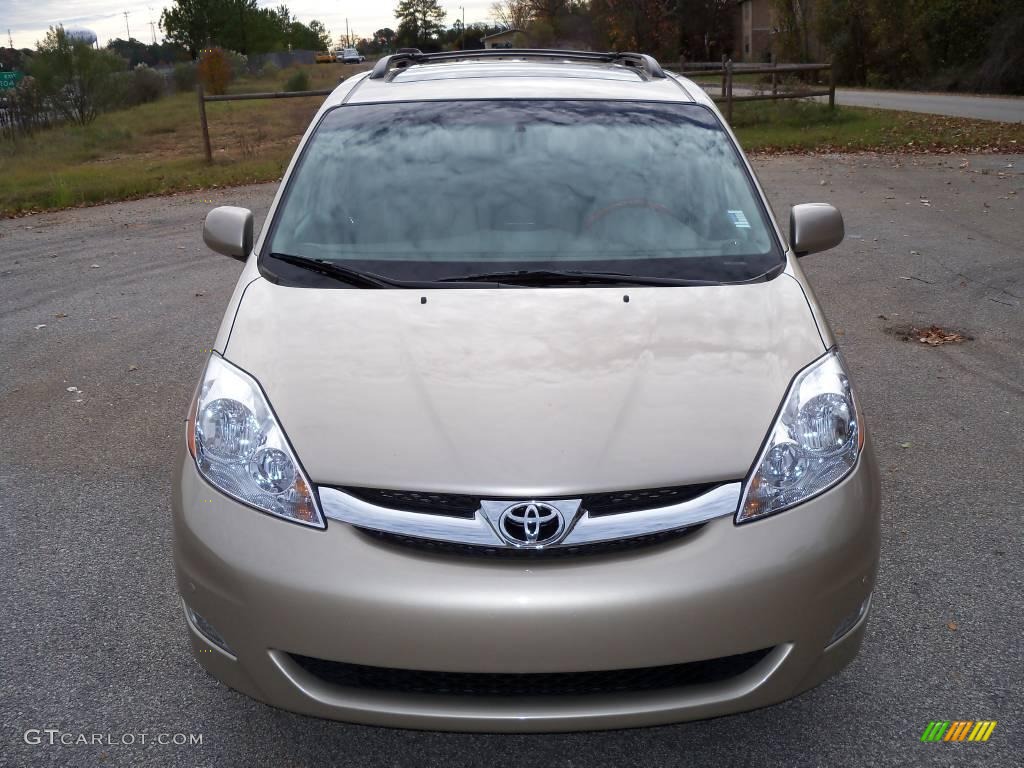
top-left (583, 483), bottom-right (720, 516)
top-left (290, 648), bottom-right (772, 697)
top-left (358, 524), bottom-right (703, 558)
top-left (340, 488), bottom-right (478, 518)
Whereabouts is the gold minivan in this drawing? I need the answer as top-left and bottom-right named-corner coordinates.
top-left (174, 50), bottom-right (880, 732)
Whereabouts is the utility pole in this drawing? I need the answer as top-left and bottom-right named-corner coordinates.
top-left (8, 29), bottom-right (13, 49)
top-left (123, 11), bottom-right (131, 41)
top-left (148, 6), bottom-right (157, 45)
top-left (460, 6), bottom-right (465, 50)
top-left (345, 18), bottom-right (350, 47)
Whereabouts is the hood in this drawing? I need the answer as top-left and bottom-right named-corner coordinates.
top-left (224, 275), bottom-right (824, 495)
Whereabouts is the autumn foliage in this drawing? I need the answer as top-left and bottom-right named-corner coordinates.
top-left (197, 47), bottom-right (233, 95)
top-left (599, 0), bottom-right (677, 59)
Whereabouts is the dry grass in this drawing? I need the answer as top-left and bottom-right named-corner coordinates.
top-left (0, 62), bottom-right (370, 216)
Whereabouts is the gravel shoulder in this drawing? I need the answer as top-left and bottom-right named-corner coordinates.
top-left (1, 154), bottom-right (1021, 767)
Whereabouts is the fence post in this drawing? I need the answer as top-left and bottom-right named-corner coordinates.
top-left (196, 84), bottom-right (212, 163)
top-left (720, 54), bottom-right (727, 98)
top-left (725, 58), bottom-right (734, 123)
top-left (771, 52), bottom-right (777, 96)
top-left (828, 62), bottom-right (836, 110)
top-left (679, 53), bottom-right (685, 73)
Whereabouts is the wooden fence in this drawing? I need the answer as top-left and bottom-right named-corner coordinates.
top-left (673, 58), bottom-right (835, 122)
top-left (196, 84), bottom-right (334, 163)
top-left (196, 59), bottom-right (835, 157)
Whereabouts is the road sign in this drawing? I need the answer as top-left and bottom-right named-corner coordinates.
top-left (0, 71), bottom-right (25, 90)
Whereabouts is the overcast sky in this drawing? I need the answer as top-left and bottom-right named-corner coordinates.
top-left (4, 0), bottom-right (498, 50)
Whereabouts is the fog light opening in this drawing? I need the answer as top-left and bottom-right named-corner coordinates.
top-left (185, 604), bottom-right (235, 656)
top-left (827, 593), bottom-right (871, 647)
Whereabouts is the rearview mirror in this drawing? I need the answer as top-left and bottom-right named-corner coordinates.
top-left (790, 203), bottom-right (844, 257)
top-left (203, 206), bottom-right (253, 261)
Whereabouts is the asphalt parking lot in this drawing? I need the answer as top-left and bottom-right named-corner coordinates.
top-left (1, 153), bottom-right (1021, 767)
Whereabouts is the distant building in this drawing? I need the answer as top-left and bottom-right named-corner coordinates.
top-left (734, 0), bottom-right (773, 62)
top-left (732, 0), bottom-right (823, 62)
top-left (481, 29), bottom-right (522, 50)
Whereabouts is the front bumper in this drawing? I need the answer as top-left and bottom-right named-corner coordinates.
top-left (172, 443), bottom-right (880, 732)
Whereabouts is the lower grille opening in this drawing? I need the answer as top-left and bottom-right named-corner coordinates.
top-left (289, 648), bottom-right (772, 697)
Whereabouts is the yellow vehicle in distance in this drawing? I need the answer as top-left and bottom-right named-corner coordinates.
top-left (314, 51), bottom-right (336, 64)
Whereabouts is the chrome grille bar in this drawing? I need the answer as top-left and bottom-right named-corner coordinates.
top-left (319, 482), bottom-right (740, 550)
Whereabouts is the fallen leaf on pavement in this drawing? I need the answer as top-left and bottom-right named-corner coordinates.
top-left (915, 325), bottom-right (967, 345)
top-left (947, 621), bottom-right (958, 631)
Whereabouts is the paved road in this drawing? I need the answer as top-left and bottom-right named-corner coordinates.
top-left (2, 155), bottom-right (1022, 767)
top-left (704, 82), bottom-right (1024, 122)
top-left (830, 88), bottom-right (1024, 123)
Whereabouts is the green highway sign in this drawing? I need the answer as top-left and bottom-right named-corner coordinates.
top-left (0, 71), bottom-right (25, 90)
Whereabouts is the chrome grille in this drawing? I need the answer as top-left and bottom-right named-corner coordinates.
top-left (339, 482), bottom-right (725, 519)
top-left (320, 482), bottom-right (741, 551)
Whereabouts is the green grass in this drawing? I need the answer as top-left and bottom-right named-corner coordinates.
top-left (2, 80), bottom-right (1021, 217)
top-left (731, 101), bottom-right (1024, 153)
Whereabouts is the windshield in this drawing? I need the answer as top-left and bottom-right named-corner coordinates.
top-left (263, 100), bottom-right (782, 286)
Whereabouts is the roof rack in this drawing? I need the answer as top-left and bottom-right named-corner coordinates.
top-left (368, 49), bottom-right (667, 81)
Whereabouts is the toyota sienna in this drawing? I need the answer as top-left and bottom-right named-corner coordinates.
top-left (174, 49), bottom-right (880, 732)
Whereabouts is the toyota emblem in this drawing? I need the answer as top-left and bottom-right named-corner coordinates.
top-left (498, 502), bottom-right (564, 547)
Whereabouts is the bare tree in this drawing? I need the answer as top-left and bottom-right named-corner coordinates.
top-left (491, 0), bottom-right (532, 29)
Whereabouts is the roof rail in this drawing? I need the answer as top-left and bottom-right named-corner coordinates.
top-left (368, 49), bottom-right (666, 81)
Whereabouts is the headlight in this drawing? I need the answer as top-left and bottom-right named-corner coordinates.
top-left (737, 349), bottom-right (863, 523)
top-left (186, 354), bottom-right (324, 528)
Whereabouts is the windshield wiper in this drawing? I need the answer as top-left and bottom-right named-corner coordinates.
top-left (268, 253), bottom-right (411, 288)
top-left (268, 253), bottom-right (510, 289)
top-left (438, 269), bottom-right (725, 287)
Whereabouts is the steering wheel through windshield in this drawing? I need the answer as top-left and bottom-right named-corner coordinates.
top-left (583, 198), bottom-right (680, 231)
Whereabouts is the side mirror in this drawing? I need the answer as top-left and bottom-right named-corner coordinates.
top-left (790, 203), bottom-right (844, 257)
top-left (203, 206), bottom-right (253, 261)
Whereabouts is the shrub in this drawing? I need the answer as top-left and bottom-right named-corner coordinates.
top-left (130, 66), bottom-right (166, 104)
top-left (225, 49), bottom-right (249, 78)
top-left (260, 61), bottom-right (280, 79)
top-left (197, 47), bottom-right (233, 95)
top-left (173, 61), bottom-right (197, 92)
top-left (284, 69), bottom-right (310, 92)
top-left (102, 71), bottom-right (134, 110)
top-left (0, 76), bottom-right (48, 139)
top-left (29, 26), bottom-right (125, 125)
